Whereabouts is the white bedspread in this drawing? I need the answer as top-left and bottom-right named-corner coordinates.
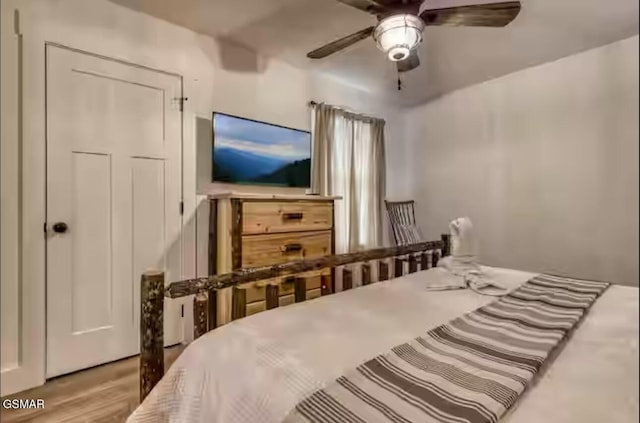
top-left (128, 267), bottom-right (638, 423)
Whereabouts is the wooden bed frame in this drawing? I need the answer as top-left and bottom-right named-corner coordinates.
top-left (139, 234), bottom-right (451, 401)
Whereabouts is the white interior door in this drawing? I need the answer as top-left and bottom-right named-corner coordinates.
top-left (46, 46), bottom-right (183, 378)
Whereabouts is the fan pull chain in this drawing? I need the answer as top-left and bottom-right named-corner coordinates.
top-left (396, 69), bottom-right (403, 91)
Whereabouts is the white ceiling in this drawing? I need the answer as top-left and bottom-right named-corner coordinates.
top-left (110, 0), bottom-right (639, 106)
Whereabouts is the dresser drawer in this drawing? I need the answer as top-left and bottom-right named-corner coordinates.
top-left (241, 230), bottom-right (332, 268)
top-left (242, 201), bottom-right (333, 235)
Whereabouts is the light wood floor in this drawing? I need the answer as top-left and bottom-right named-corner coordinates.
top-left (1, 346), bottom-right (184, 423)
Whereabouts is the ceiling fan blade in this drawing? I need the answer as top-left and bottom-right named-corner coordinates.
top-left (420, 1), bottom-right (521, 27)
top-left (334, 0), bottom-right (389, 15)
top-left (397, 51), bottom-right (420, 73)
top-left (307, 26), bottom-right (375, 59)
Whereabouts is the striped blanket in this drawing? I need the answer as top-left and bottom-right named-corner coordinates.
top-left (284, 274), bottom-right (609, 423)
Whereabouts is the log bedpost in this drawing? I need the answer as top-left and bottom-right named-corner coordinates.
top-left (379, 260), bottom-right (389, 282)
top-left (342, 268), bottom-right (353, 290)
top-left (421, 251), bottom-right (431, 270)
top-left (394, 257), bottom-right (404, 278)
top-left (408, 255), bottom-right (418, 273)
top-left (441, 234), bottom-right (451, 257)
top-left (433, 249), bottom-right (441, 267)
top-left (361, 263), bottom-right (371, 286)
top-left (294, 277), bottom-right (307, 303)
top-left (266, 283), bottom-right (279, 310)
top-left (140, 270), bottom-right (164, 402)
top-left (321, 273), bottom-right (333, 296)
top-left (193, 292), bottom-right (208, 340)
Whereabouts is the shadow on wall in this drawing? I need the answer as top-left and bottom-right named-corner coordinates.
top-left (108, 0), bottom-right (365, 74)
top-left (107, 0), bottom-right (270, 74)
top-left (213, 37), bottom-right (267, 74)
top-left (217, 0), bottom-right (352, 61)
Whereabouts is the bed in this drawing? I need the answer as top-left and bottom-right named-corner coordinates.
top-left (129, 237), bottom-right (639, 423)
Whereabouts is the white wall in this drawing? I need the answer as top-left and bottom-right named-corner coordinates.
top-left (1, 0), bottom-right (25, 385)
top-left (406, 36), bottom-right (639, 286)
top-left (0, 0), bottom-right (403, 395)
top-left (1, 0), bottom-right (47, 397)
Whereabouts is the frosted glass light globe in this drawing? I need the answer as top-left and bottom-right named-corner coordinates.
top-left (373, 14), bottom-right (425, 62)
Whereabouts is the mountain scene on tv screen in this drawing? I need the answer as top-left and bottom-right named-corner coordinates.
top-left (212, 114), bottom-right (311, 187)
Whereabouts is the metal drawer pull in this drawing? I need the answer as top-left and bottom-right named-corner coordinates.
top-left (282, 212), bottom-right (304, 221)
top-left (280, 243), bottom-right (303, 253)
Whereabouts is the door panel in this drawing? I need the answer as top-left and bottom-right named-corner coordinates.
top-left (130, 158), bottom-right (183, 342)
top-left (46, 46), bottom-right (183, 378)
top-left (69, 69), bottom-right (166, 157)
top-left (71, 152), bottom-right (113, 334)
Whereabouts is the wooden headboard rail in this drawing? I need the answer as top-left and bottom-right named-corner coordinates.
top-left (139, 234), bottom-right (451, 401)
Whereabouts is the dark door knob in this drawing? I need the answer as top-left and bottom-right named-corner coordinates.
top-left (52, 222), bottom-right (68, 233)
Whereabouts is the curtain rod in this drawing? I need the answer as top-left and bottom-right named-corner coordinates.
top-left (308, 101), bottom-right (385, 125)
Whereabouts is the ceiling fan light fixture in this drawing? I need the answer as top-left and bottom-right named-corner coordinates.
top-left (388, 46), bottom-right (410, 61)
top-left (373, 14), bottom-right (425, 62)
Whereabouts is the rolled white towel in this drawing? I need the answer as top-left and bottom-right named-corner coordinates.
top-left (440, 217), bottom-right (480, 273)
top-left (429, 217), bottom-right (507, 297)
top-left (450, 217), bottom-right (478, 258)
top-left (439, 255), bottom-right (481, 276)
top-left (436, 256), bottom-right (507, 296)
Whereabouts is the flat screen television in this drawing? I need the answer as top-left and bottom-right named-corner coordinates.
top-left (212, 112), bottom-right (311, 188)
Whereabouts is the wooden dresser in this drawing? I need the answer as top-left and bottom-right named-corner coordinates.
top-left (209, 193), bottom-right (339, 325)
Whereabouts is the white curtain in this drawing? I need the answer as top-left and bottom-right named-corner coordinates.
top-left (311, 103), bottom-right (386, 253)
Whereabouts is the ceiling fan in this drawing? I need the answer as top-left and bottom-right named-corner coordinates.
top-left (306, 0), bottom-right (521, 74)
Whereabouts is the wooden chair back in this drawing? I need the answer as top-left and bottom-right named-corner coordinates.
top-left (385, 200), bottom-right (417, 246)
